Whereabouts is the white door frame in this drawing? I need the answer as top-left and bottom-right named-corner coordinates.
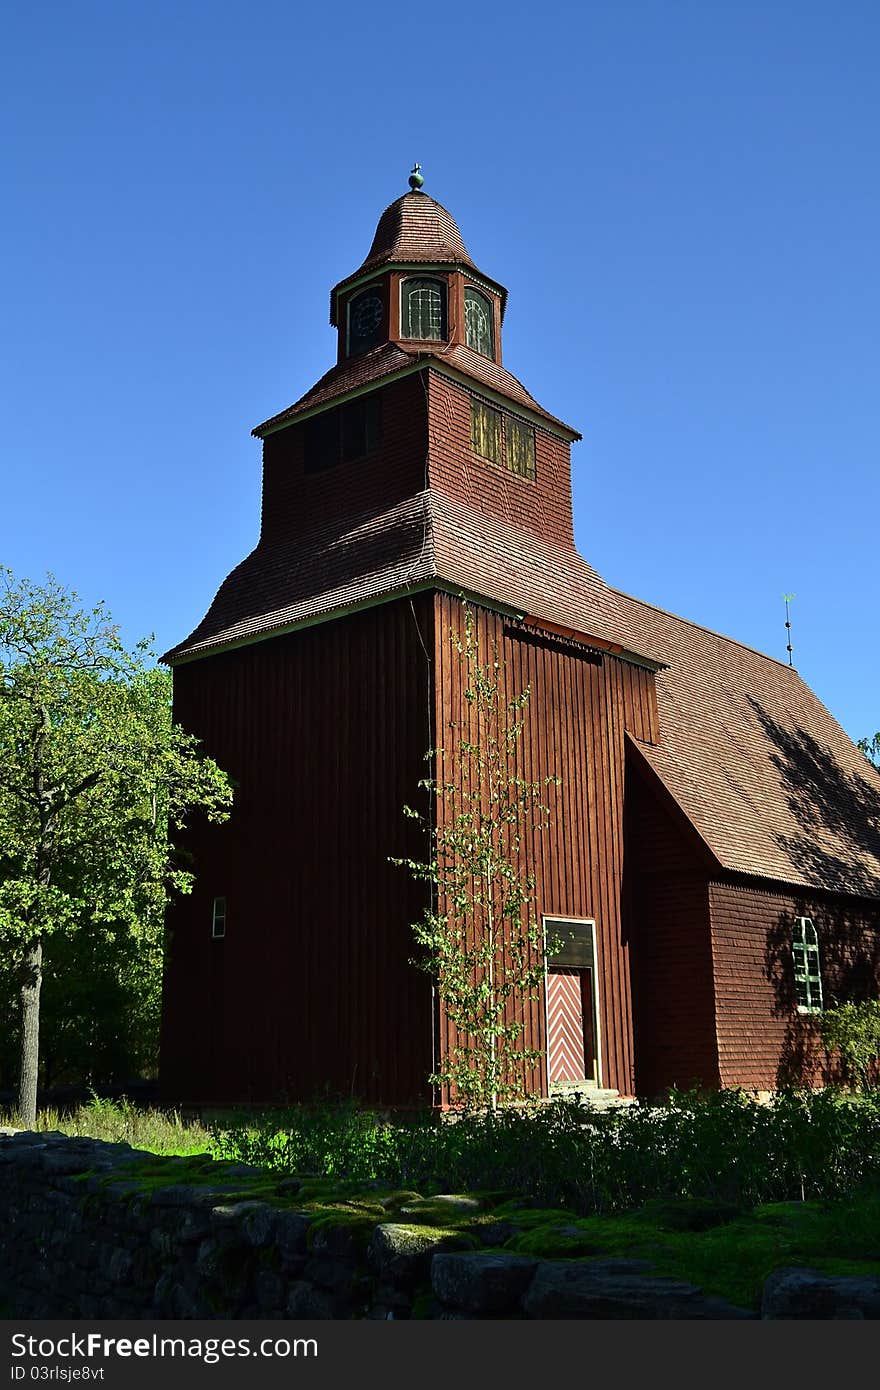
top-left (543, 915), bottom-right (603, 1090)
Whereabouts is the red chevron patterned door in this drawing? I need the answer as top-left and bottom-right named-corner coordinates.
top-left (547, 967), bottom-right (587, 1083)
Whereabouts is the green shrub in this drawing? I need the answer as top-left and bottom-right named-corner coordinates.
top-left (821, 1001), bottom-right (880, 1090)
top-left (209, 1087), bottom-right (880, 1214)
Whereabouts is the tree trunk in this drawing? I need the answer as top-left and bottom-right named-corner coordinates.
top-left (18, 937), bottom-right (42, 1128)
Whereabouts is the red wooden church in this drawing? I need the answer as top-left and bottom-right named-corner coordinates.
top-left (160, 172), bottom-right (880, 1104)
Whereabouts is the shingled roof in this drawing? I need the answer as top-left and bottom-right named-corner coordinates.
top-left (253, 344), bottom-right (576, 437)
top-left (614, 588), bottom-right (880, 899)
top-left (164, 490), bottom-right (880, 899)
top-left (329, 190), bottom-right (506, 325)
top-left (163, 489), bottom-right (653, 666)
top-left (358, 191), bottom-right (477, 276)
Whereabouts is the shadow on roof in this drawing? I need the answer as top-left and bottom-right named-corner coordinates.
top-left (748, 695), bottom-right (880, 900)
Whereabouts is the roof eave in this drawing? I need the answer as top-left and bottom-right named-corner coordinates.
top-left (252, 353), bottom-right (581, 442)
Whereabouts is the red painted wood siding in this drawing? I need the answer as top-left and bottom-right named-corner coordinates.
top-left (426, 373), bottom-right (576, 547)
top-left (710, 880), bottom-right (880, 1090)
top-left (623, 749), bottom-right (722, 1096)
top-left (259, 375), bottom-right (429, 548)
top-left (432, 594), bottom-right (658, 1100)
top-left (160, 594), bottom-right (435, 1106)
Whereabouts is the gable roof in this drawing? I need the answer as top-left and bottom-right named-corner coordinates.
top-left (614, 588), bottom-right (880, 900)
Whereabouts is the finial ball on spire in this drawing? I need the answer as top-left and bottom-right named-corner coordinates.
top-left (408, 163), bottom-right (424, 191)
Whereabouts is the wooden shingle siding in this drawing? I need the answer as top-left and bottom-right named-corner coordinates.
top-left (259, 377), bottom-right (428, 548)
top-left (427, 372), bottom-right (576, 547)
top-left (709, 880), bottom-right (880, 1090)
top-left (161, 595), bottom-right (435, 1106)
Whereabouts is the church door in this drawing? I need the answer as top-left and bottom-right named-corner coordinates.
top-left (545, 919), bottom-right (600, 1088)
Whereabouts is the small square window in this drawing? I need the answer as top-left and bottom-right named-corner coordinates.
top-left (470, 399), bottom-right (502, 464)
top-left (212, 897), bottom-right (227, 940)
top-left (792, 916), bottom-right (822, 1013)
top-left (507, 417), bottom-right (536, 480)
top-left (303, 410), bottom-right (338, 473)
top-left (341, 396), bottom-right (381, 461)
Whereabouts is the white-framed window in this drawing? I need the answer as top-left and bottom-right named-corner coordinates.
top-left (792, 916), bottom-right (822, 1013)
top-left (212, 896), bottom-right (227, 940)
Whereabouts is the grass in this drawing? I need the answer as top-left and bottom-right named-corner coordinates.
top-left (0, 1093), bottom-right (212, 1155)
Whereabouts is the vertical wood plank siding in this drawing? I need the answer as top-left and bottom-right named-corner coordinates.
top-left (160, 595), bottom-right (435, 1106)
top-left (623, 761), bottom-right (720, 1095)
top-left (432, 594), bottom-right (658, 1099)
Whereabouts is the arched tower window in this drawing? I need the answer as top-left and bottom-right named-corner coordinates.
top-left (347, 287), bottom-right (384, 357)
top-left (465, 287), bottom-right (494, 357)
top-left (402, 277), bottom-right (447, 340)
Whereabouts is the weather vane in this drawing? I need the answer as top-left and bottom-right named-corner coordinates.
top-left (783, 593), bottom-right (795, 666)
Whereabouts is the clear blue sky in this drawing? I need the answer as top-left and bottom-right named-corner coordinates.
top-left (2, 1), bottom-right (877, 743)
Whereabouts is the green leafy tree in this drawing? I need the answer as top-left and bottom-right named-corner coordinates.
top-left (858, 733), bottom-right (880, 770)
top-left (395, 606), bottom-right (559, 1111)
top-left (0, 569), bottom-right (232, 1125)
top-left (821, 1000), bottom-right (880, 1090)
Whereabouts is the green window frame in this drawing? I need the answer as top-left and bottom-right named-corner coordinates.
top-left (470, 399), bottom-right (503, 464)
top-left (212, 896), bottom-right (227, 940)
top-left (465, 287), bottom-right (494, 357)
top-left (507, 416), bottom-right (536, 480)
top-left (792, 916), bottom-right (823, 1013)
top-left (341, 396), bottom-right (382, 461)
top-left (303, 397), bottom-right (382, 473)
top-left (402, 277), bottom-right (447, 340)
top-left (303, 410), bottom-right (339, 473)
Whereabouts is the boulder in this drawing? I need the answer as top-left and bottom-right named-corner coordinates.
top-left (368, 1223), bottom-right (470, 1287)
top-left (761, 1267), bottom-right (880, 1319)
top-left (432, 1251), bottom-right (539, 1314)
top-left (523, 1259), bottom-right (754, 1319)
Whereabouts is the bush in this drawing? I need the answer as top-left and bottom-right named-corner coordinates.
top-left (210, 1088), bottom-right (880, 1214)
top-left (822, 1001), bottom-right (880, 1090)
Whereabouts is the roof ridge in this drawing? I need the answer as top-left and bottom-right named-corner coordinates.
top-left (610, 585), bottom-right (798, 672)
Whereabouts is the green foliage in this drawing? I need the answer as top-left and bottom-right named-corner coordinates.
top-left (0, 915), bottom-right (161, 1087)
top-left (393, 605), bottom-right (559, 1109)
top-left (211, 1087), bottom-right (880, 1213)
top-left (0, 568), bottom-right (233, 1116)
top-left (0, 1094), bottom-right (213, 1155)
top-left (858, 732), bottom-right (880, 768)
top-left (821, 1000), bottom-right (880, 1089)
top-left (210, 1097), bottom-right (402, 1180)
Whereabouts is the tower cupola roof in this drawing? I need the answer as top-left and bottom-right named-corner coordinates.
top-left (330, 189), bottom-right (506, 326)
top-left (361, 190), bottom-right (476, 274)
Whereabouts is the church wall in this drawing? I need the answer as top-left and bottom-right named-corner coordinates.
top-left (623, 763), bottom-right (720, 1097)
top-left (709, 879), bottom-right (880, 1090)
top-left (259, 375), bottom-right (429, 547)
top-left (426, 373), bottom-right (576, 547)
top-left (160, 594), bottom-right (435, 1106)
top-left (433, 593), bottom-right (658, 1100)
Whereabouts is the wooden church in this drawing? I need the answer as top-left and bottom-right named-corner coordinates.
top-left (160, 171), bottom-right (880, 1105)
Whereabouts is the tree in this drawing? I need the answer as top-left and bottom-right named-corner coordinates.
top-left (0, 569), bottom-right (232, 1125)
top-left (395, 606), bottom-right (559, 1110)
top-left (858, 734), bottom-right (880, 770)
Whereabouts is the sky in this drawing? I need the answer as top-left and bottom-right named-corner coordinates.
top-left (2, 1), bottom-right (878, 744)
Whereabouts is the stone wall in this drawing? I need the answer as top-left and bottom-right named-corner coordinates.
top-left (2, 1130), bottom-right (878, 1320)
